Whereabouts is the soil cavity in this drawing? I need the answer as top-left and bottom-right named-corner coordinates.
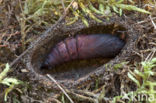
top-left (32, 24), bottom-right (127, 80)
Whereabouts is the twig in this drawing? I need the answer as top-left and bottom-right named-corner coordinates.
top-left (10, 0), bottom-right (75, 67)
top-left (46, 74), bottom-right (74, 103)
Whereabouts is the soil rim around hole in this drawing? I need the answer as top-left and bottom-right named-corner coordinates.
top-left (25, 17), bottom-right (138, 89)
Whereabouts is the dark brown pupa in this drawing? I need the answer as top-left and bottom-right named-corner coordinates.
top-left (41, 34), bottom-right (125, 69)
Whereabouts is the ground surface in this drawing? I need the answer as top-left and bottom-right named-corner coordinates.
top-left (0, 0), bottom-right (156, 103)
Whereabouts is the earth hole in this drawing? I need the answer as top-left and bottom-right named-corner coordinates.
top-left (31, 23), bottom-right (127, 81)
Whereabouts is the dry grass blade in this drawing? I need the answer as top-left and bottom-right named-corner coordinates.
top-left (72, 89), bottom-right (97, 98)
top-left (145, 48), bottom-right (156, 62)
top-left (149, 15), bottom-right (156, 29)
top-left (61, 0), bottom-right (66, 12)
top-left (46, 74), bottom-right (74, 103)
top-left (69, 91), bottom-right (96, 102)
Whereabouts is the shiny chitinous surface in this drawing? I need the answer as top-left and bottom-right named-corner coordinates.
top-left (41, 34), bottom-right (125, 69)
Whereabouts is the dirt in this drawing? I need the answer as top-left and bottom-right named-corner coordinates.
top-left (0, 1), bottom-right (156, 103)
top-left (25, 17), bottom-right (128, 88)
